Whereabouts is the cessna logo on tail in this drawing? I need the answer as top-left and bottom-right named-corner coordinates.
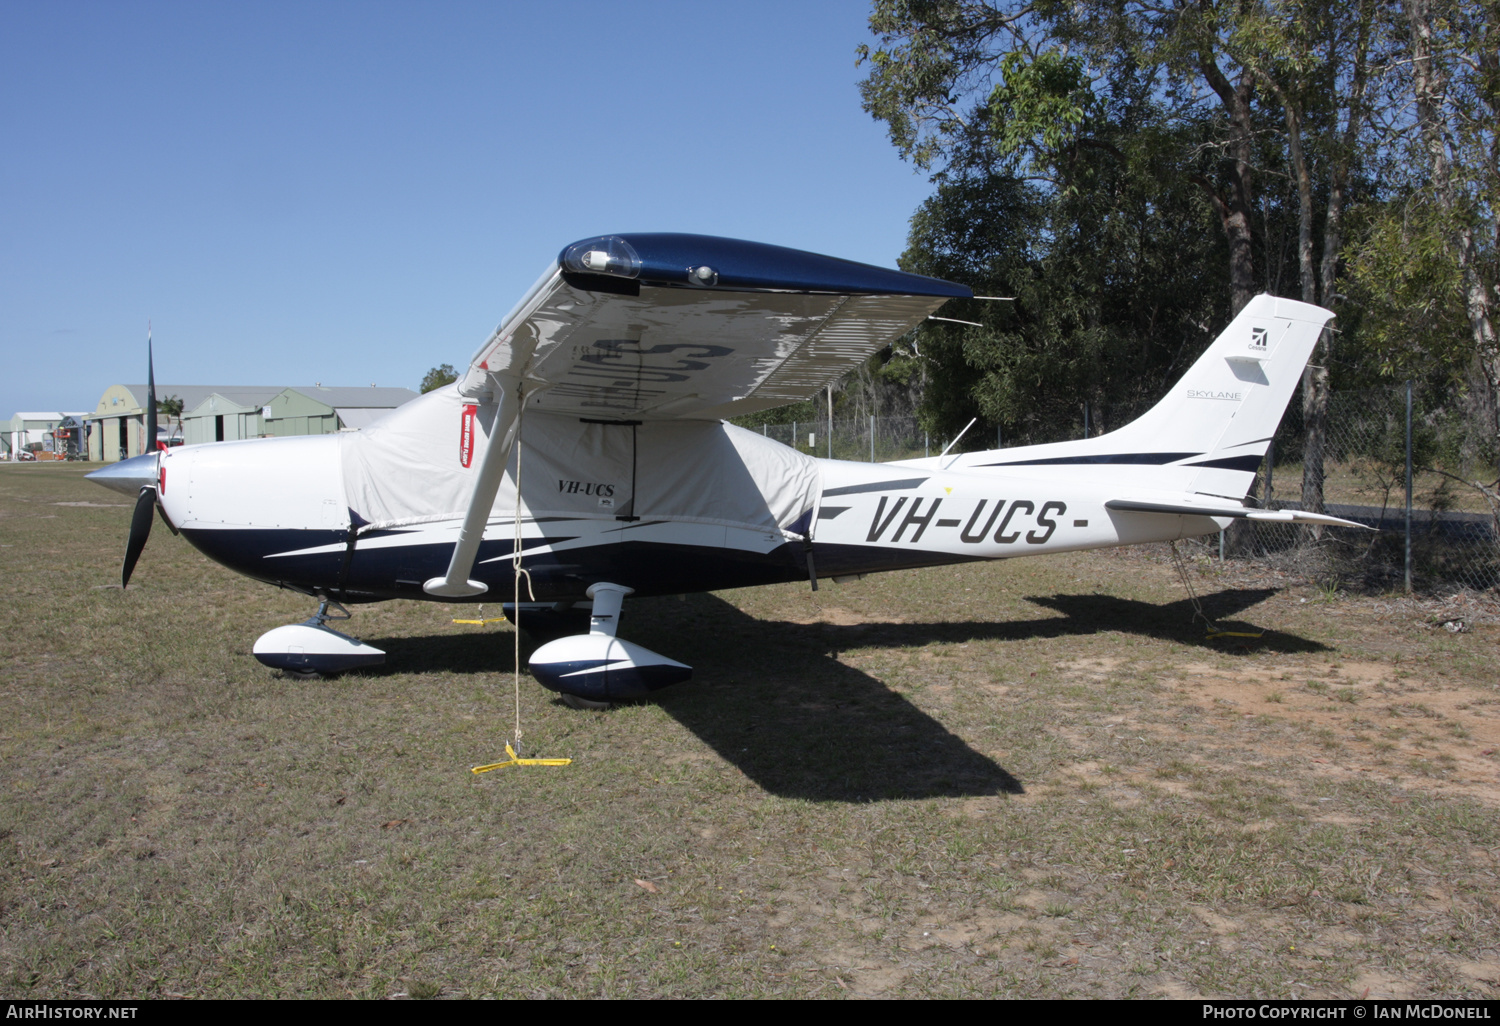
top-left (1250, 326), bottom-right (1268, 350)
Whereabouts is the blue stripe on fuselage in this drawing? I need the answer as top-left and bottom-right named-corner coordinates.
top-left (180, 526), bottom-right (985, 604)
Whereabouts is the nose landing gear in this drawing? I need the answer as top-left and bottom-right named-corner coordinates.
top-left (252, 597), bottom-right (386, 676)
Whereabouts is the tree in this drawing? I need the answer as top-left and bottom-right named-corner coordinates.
top-left (859, 0), bottom-right (1404, 511)
top-left (1400, 0), bottom-right (1498, 481)
top-left (1333, 0), bottom-right (1497, 485)
top-left (859, 0), bottom-right (1266, 312)
top-left (1214, 0), bottom-right (1383, 512)
top-left (899, 133), bottom-right (1228, 444)
top-left (156, 395), bottom-right (184, 444)
top-left (420, 364), bottom-right (458, 394)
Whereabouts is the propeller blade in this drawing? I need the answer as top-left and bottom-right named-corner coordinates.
top-left (122, 486), bottom-right (156, 588)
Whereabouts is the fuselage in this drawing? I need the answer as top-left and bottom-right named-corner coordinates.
top-left (95, 293), bottom-right (1338, 612)
top-left (146, 428), bottom-right (1227, 605)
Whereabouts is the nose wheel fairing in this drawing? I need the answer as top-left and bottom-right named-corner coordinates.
top-left (252, 599), bottom-right (386, 675)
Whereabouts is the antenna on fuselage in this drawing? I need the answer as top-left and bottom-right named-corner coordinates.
top-left (939, 417), bottom-right (977, 468)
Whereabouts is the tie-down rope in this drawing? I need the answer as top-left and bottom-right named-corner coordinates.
top-left (1168, 540), bottom-right (1264, 641)
top-left (472, 388), bottom-right (570, 773)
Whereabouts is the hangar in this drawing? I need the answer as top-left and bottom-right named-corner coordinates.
top-left (179, 388), bottom-right (287, 445)
top-left (88, 384), bottom-right (418, 461)
top-left (260, 386), bottom-right (420, 437)
top-left (5, 412), bottom-right (89, 459)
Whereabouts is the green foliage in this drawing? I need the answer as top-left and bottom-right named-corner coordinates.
top-left (858, 0), bottom-right (1498, 457)
top-left (731, 397), bottom-right (821, 428)
top-left (156, 395), bottom-right (185, 442)
top-left (897, 120), bottom-right (1227, 442)
top-left (987, 50), bottom-right (1097, 175)
top-left (1341, 196), bottom-right (1473, 383)
top-left (420, 364), bottom-right (458, 394)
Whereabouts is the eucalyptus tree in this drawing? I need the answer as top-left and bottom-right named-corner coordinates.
top-left (420, 364), bottom-right (458, 394)
top-left (1399, 0), bottom-right (1497, 479)
top-left (896, 127), bottom-right (1228, 444)
top-left (860, 0), bottom-right (1392, 511)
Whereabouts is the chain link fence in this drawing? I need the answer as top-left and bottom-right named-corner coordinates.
top-left (1234, 386), bottom-right (1499, 593)
top-left (748, 386), bottom-right (1500, 593)
top-left (755, 416), bottom-right (935, 463)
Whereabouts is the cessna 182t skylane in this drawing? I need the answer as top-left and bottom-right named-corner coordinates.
top-left (89, 233), bottom-right (1363, 705)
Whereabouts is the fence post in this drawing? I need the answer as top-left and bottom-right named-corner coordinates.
top-left (792, 421), bottom-right (797, 453)
top-left (924, 431), bottom-right (929, 458)
top-left (869, 415), bottom-right (875, 462)
top-left (827, 385), bottom-right (833, 459)
top-left (1084, 401), bottom-right (1091, 439)
top-left (1405, 380), bottom-right (1413, 594)
top-left (762, 423), bottom-right (766, 437)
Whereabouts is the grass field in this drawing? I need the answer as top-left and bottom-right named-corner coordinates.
top-left (2, 463), bottom-right (1498, 999)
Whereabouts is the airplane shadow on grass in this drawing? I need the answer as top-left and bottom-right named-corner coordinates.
top-left (366, 585), bottom-right (1326, 804)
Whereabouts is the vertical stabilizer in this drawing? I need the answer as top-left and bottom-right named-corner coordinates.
top-left (915, 294), bottom-right (1333, 500)
top-left (1103, 295), bottom-right (1332, 497)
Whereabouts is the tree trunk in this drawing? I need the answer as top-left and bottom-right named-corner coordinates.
top-left (1261, 69), bottom-right (1332, 516)
top-left (1407, 0), bottom-right (1500, 480)
top-left (1465, 348), bottom-right (1499, 478)
top-left (1199, 58), bottom-right (1258, 316)
top-left (1300, 364), bottom-right (1330, 515)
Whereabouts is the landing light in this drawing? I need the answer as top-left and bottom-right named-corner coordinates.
top-left (562, 236), bottom-right (641, 279)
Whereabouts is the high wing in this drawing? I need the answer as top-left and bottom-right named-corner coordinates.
top-left (457, 233), bottom-right (970, 420)
top-left (426, 233), bottom-right (969, 597)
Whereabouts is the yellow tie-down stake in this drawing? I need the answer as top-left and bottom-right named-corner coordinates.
top-left (453, 604), bottom-right (508, 626)
top-left (472, 743), bottom-right (571, 774)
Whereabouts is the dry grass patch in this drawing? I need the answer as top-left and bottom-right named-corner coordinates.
top-left (1, 464), bottom-right (1498, 998)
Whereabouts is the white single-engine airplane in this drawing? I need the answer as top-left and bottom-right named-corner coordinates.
top-left (90, 233), bottom-right (1363, 705)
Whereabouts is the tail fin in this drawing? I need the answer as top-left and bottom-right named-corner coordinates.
top-left (1107, 294), bottom-right (1331, 497)
top-left (934, 294), bottom-right (1333, 500)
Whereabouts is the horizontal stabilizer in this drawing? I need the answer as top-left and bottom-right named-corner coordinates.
top-left (1105, 499), bottom-right (1373, 530)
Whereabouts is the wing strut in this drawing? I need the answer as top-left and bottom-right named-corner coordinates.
top-left (424, 375), bottom-right (525, 598)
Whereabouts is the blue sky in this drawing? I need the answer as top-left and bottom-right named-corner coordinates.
top-left (0, 0), bottom-right (937, 418)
